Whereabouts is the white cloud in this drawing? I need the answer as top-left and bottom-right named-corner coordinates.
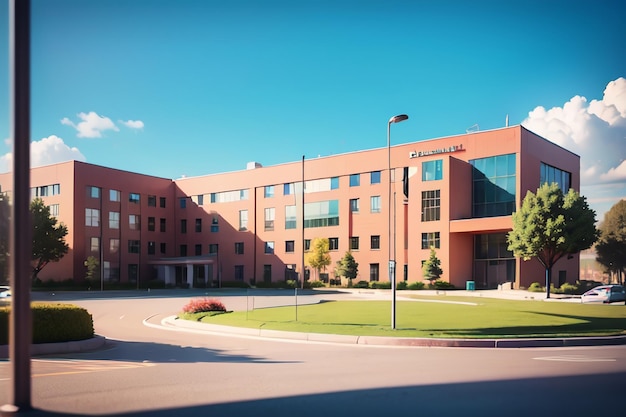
top-left (0, 135), bottom-right (86, 173)
top-left (522, 77), bottom-right (626, 219)
top-left (61, 111), bottom-right (119, 138)
top-left (120, 119), bottom-right (144, 130)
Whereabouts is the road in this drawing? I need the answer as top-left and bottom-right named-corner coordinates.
top-left (1, 289), bottom-right (625, 416)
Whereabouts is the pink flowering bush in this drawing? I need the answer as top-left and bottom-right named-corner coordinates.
top-left (182, 298), bottom-right (227, 314)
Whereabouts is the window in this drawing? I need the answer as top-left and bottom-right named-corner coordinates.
top-left (211, 217), bottom-right (219, 232)
top-left (210, 189), bottom-right (249, 203)
top-left (180, 244), bottom-right (187, 257)
top-left (349, 174), bottom-right (360, 187)
top-left (109, 212), bottom-right (120, 229)
top-left (129, 193), bottom-right (140, 204)
top-left (129, 214), bottom-right (140, 230)
top-left (191, 194), bottom-right (204, 205)
top-left (370, 196), bottom-right (381, 213)
top-left (422, 159), bottom-right (443, 181)
top-left (304, 200), bottom-right (339, 228)
top-left (160, 218), bottom-right (166, 232)
top-left (350, 198), bottom-right (359, 213)
top-left (370, 263), bottom-right (380, 282)
top-left (285, 205), bottom-right (297, 229)
top-left (209, 244), bottom-right (219, 254)
top-left (350, 236), bottom-right (359, 250)
top-left (88, 186), bottom-right (100, 199)
top-left (195, 218), bottom-right (202, 233)
top-left (264, 185), bottom-right (274, 198)
top-left (235, 242), bottom-right (244, 255)
top-left (234, 265), bottom-right (244, 281)
top-left (329, 237), bottom-right (339, 251)
top-left (371, 235), bottom-right (380, 250)
top-left (471, 154), bottom-right (516, 218)
top-left (179, 197), bottom-right (187, 208)
top-left (160, 242), bottom-right (166, 254)
top-left (110, 238), bottom-right (119, 254)
top-left (331, 177), bottom-right (339, 189)
top-left (148, 241), bottom-right (156, 255)
top-left (421, 232), bottom-right (441, 249)
top-left (195, 244), bottom-right (202, 256)
top-left (148, 217), bottom-right (155, 231)
top-left (421, 190), bottom-right (440, 222)
top-left (304, 239), bottom-right (311, 251)
top-left (283, 183), bottom-right (294, 195)
top-left (148, 195), bottom-right (157, 207)
top-left (49, 204), bottom-right (59, 217)
top-left (371, 171), bottom-right (381, 184)
top-left (541, 162), bottom-right (571, 194)
top-left (86, 208), bottom-right (100, 227)
top-left (264, 207), bottom-right (275, 231)
top-left (285, 240), bottom-right (295, 253)
top-left (239, 210), bottom-right (248, 231)
top-left (159, 197), bottom-right (166, 208)
top-left (128, 240), bottom-right (140, 254)
top-left (265, 241), bottom-right (275, 254)
top-left (110, 189), bottom-right (120, 202)
top-left (128, 264), bottom-right (138, 283)
top-left (180, 219), bottom-right (187, 234)
top-left (263, 264), bottom-right (272, 282)
top-left (31, 183), bottom-right (61, 198)
top-left (90, 237), bottom-right (99, 252)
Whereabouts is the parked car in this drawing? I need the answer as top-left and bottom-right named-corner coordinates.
top-left (0, 286), bottom-right (10, 299)
top-left (580, 285), bottom-right (625, 304)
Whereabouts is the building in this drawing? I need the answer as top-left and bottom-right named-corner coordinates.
top-left (0, 125), bottom-right (580, 289)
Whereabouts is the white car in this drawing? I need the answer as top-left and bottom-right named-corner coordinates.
top-left (580, 285), bottom-right (625, 304)
top-left (0, 286), bottom-right (10, 298)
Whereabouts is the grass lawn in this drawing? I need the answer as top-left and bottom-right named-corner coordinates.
top-left (182, 296), bottom-right (626, 339)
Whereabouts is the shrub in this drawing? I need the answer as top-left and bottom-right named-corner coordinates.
top-left (429, 280), bottom-right (455, 290)
top-left (370, 281), bottom-right (391, 289)
top-left (558, 283), bottom-right (578, 295)
top-left (528, 282), bottom-right (544, 292)
top-left (220, 280), bottom-right (251, 288)
top-left (407, 281), bottom-right (425, 290)
top-left (182, 298), bottom-right (226, 314)
top-left (306, 280), bottom-right (326, 288)
top-left (396, 281), bottom-right (408, 290)
top-left (354, 281), bottom-right (369, 289)
top-left (1, 302), bottom-right (94, 345)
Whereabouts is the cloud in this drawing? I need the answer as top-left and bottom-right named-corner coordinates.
top-left (522, 77), bottom-right (626, 220)
top-left (61, 111), bottom-right (119, 138)
top-left (0, 135), bottom-right (86, 173)
top-left (120, 119), bottom-right (145, 130)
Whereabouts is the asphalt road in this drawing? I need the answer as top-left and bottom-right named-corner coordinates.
top-left (1, 289), bottom-right (625, 416)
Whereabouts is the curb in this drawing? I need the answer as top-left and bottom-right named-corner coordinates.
top-left (163, 316), bottom-right (626, 348)
top-left (0, 335), bottom-right (107, 358)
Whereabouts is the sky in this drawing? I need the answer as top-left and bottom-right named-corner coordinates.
top-left (0, 0), bottom-right (624, 221)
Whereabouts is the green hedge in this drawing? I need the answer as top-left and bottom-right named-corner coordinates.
top-left (0, 302), bottom-right (94, 345)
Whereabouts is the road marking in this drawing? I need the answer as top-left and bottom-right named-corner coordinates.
top-left (533, 355), bottom-right (616, 362)
top-left (0, 359), bottom-right (156, 381)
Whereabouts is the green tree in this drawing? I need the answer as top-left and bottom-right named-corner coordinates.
top-left (84, 255), bottom-right (100, 285)
top-left (306, 237), bottom-right (331, 282)
top-left (335, 251), bottom-right (359, 286)
top-left (507, 183), bottom-right (599, 298)
top-left (31, 198), bottom-right (69, 281)
top-left (595, 200), bottom-right (626, 285)
top-left (422, 246), bottom-right (443, 285)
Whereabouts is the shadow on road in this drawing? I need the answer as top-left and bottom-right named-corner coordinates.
top-left (22, 371), bottom-right (625, 417)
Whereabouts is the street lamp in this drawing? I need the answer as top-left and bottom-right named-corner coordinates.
top-left (388, 114), bottom-right (408, 330)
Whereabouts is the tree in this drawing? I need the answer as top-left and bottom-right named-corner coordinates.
top-left (422, 246), bottom-right (443, 285)
top-left (305, 237), bottom-right (331, 282)
top-left (335, 251), bottom-right (359, 286)
top-left (507, 183), bottom-right (599, 298)
top-left (595, 200), bottom-right (626, 285)
top-left (84, 255), bottom-right (100, 285)
top-left (31, 198), bottom-right (69, 281)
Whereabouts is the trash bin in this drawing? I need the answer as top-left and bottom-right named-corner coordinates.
top-left (466, 281), bottom-right (475, 291)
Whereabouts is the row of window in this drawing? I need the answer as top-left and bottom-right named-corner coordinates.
top-left (85, 209), bottom-right (218, 233)
top-left (87, 186), bottom-right (168, 208)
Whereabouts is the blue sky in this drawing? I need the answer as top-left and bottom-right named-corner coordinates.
top-left (0, 0), bottom-right (625, 220)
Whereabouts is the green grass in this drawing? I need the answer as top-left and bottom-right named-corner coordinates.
top-left (185, 296), bottom-right (626, 339)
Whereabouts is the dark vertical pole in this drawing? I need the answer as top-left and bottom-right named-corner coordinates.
top-left (5, 0), bottom-right (32, 412)
top-left (301, 155), bottom-right (305, 290)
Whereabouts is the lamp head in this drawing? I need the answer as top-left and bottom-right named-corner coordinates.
top-left (389, 114), bottom-right (409, 124)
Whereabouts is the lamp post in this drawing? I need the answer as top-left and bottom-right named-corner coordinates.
top-left (388, 114), bottom-right (408, 330)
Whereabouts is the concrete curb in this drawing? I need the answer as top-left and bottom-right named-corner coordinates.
top-left (163, 316), bottom-right (626, 348)
top-left (0, 335), bottom-right (106, 358)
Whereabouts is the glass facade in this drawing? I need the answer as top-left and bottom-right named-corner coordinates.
top-left (473, 233), bottom-right (515, 289)
top-left (304, 200), bottom-right (339, 228)
top-left (540, 162), bottom-right (571, 194)
top-left (471, 153), bottom-right (516, 217)
top-left (422, 159), bottom-right (443, 181)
